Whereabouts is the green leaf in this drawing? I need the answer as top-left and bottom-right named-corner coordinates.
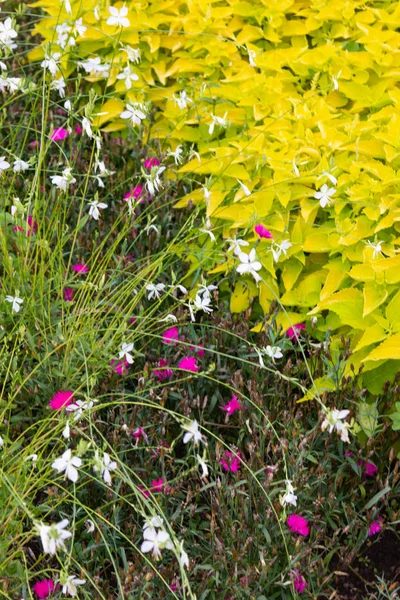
top-left (364, 487), bottom-right (391, 510)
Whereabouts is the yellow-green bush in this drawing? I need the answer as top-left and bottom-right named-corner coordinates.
top-left (30, 0), bottom-right (400, 393)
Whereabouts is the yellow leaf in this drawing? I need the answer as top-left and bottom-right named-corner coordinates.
top-left (281, 260), bottom-right (303, 291)
top-left (364, 332), bottom-right (400, 361)
top-left (230, 280), bottom-right (256, 313)
top-left (354, 323), bottom-right (387, 352)
top-left (93, 99), bottom-right (125, 127)
top-left (386, 290), bottom-right (400, 331)
top-left (298, 377), bottom-right (336, 403)
top-left (363, 282), bottom-right (388, 317)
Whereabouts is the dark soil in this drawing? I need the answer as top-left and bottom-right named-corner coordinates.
top-left (331, 529), bottom-right (400, 599)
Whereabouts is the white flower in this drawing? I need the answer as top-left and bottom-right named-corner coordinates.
top-left (146, 283), bottom-right (166, 300)
top-left (107, 6), bottom-right (130, 27)
top-left (116, 66), bottom-right (139, 89)
top-left (79, 57), bottom-right (110, 77)
top-left (199, 228), bottom-right (216, 241)
top-left (182, 419), bottom-right (204, 446)
top-left (123, 46), bottom-right (141, 63)
top-left (82, 116), bottom-right (93, 138)
top-left (247, 46), bottom-right (257, 67)
top-left (93, 450), bottom-right (117, 485)
top-left (66, 399), bottom-right (94, 421)
top-left (236, 248), bottom-right (262, 283)
top-left (227, 237), bottom-right (249, 256)
top-left (178, 541), bottom-right (189, 569)
top-left (0, 435), bottom-right (3, 448)
top-left (173, 90), bottom-right (192, 110)
top-left (119, 342), bottom-right (134, 364)
top-left (237, 179), bottom-right (251, 196)
top-left (196, 454), bottom-right (209, 478)
top-left (64, 99), bottom-right (72, 112)
top-left (141, 527), bottom-right (171, 560)
top-left (159, 314), bottom-right (177, 323)
top-left (25, 454), bottom-right (38, 463)
top-left (41, 53), bottom-right (61, 76)
top-left (193, 290), bottom-right (213, 314)
top-left (50, 167), bottom-right (76, 191)
top-left (5, 295), bottom-right (23, 313)
top-left (270, 239), bottom-right (292, 263)
top-left (208, 112), bottom-right (228, 135)
top-left (85, 520), bottom-right (95, 533)
top-left (88, 199), bottom-right (107, 220)
top-left (281, 480), bottom-right (297, 507)
top-left (0, 61), bottom-right (6, 71)
top-left (264, 345), bottom-right (283, 360)
top-left (36, 519), bottom-right (72, 555)
top-left (319, 170), bottom-right (338, 186)
top-left (145, 166), bottom-right (166, 196)
top-left (321, 408), bottom-right (351, 443)
top-left (0, 18), bottom-right (18, 48)
top-left (0, 156), bottom-right (10, 171)
top-left (51, 448), bottom-right (82, 483)
top-left (203, 187), bottom-right (211, 201)
top-left (13, 159), bottom-right (29, 172)
top-left (366, 240), bottom-right (383, 259)
top-left (314, 183), bottom-right (336, 208)
top-left (4, 77), bottom-right (24, 92)
top-left (292, 161), bottom-right (300, 177)
top-left (168, 145), bottom-right (183, 165)
top-left (62, 421), bottom-right (70, 439)
top-left (51, 76), bottom-right (66, 97)
top-left (61, 575), bottom-right (86, 597)
top-left (74, 18), bottom-right (86, 37)
top-left (143, 515), bottom-right (164, 532)
top-left (120, 102), bottom-right (147, 125)
top-left (331, 69), bottom-right (342, 91)
top-left (62, 0), bottom-right (72, 14)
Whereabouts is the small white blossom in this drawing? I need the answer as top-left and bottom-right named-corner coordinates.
top-left (281, 480), bottom-right (297, 507)
top-left (314, 183), bottom-right (336, 208)
top-left (107, 6), bottom-right (130, 27)
top-left (331, 69), bottom-right (342, 91)
top-left (321, 408), bottom-right (351, 443)
top-left (0, 18), bottom-right (18, 49)
top-left (116, 66), bottom-right (139, 89)
top-left (36, 519), bottom-right (72, 555)
top-left (247, 46), bottom-right (257, 67)
top-left (270, 239), bottom-right (292, 263)
top-left (366, 240), bottom-right (383, 259)
top-left (51, 76), bottom-right (66, 97)
top-left (168, 145), bottom-right (183, 165)
top-left (227, 237), bottom-right (249, 256)
top-left (74, 18), bottom-right (86, 37)
top-left (141, 527), bottom-right (171, 560)
top-left (64, 99), bottom-right (72, 112)
top-left (173, 90), bottom-right (192, 110)
top-left (203, 187), bottom-right (211, 202)
top-left (143, 515), bottom-right (164, 532)
top-left (178, 541), bottom-right (189, 569)
top-left (196, 454), bottom-right (209, 478)
top-left (5, 295), bottom-right (23, 313)
top-left (0, 156), bottom-right (10, 171)
top-left (50, 167), bottom-right (76, 191)
top-left (0, 435), bottom-right (3, 448)
top-left (146, 283), bottom-right (165, 300)
top-left (41, 53), bottom-right (61, 76)
top-left (62, 0), bottom-right (72, 14)
top-left (123, 46), bottom-right (141, 63)
top-left (85, 520), bottom-right (95, 533)
top-left (182, 419), bottom-right (204, 446)
top-left (13, 159), bottom-right (29, 172)
top-left (61, 574), bottom-right (86, 597)
top-left (236, 248), bottom-right (262, 282)
top-left (79, 57), bottom-right (110, 77)
top-left (119, 342), bottom-right (134, 364)
top-left (25, 454), bottom-right (38, 463)
top-left (88, 199), bottom-right (107, 220)
top-left (120, 102), bottom-right (147, 126)
top-left (51, 448), bottom-right (82, 483)
top-left (145, 165), bottom-right (166, 196)
top-left (82, 116), bottom-right (93, 138)
top-left (264, 345), bottom-right (283, 360)
top-left (208, 112), bottom-right (228, 135)
top-left (237, 179), bottom-right (251, 196)
top-left (93, 450), bottom-right (117, 485)
top-left (159, 314), bottom-right (178, 323)
top-left (66, 399), bottom-right (94, 421)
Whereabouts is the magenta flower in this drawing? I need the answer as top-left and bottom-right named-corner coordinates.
top-left (63, 287), bottom-right (75, 302)
top-left (139, 477), bottom-right (169, 498)
top-left (33, 579), bottom-right (55, 599)
top-left (13, 216), bottom-right (38, 237)
top-left (368, 517), bottom-right (383, 537)
top-left (287, 514), bottom-right (310, 536)
top-left (144, 157), bottom-right (160, 169)
top-left (49, 390), bottom-right (74, 410)
top-left (123, 185), bottom-right (145, 202)
top-left (220, 450), bottom-right (242, 472)
top-left (71, 263), bottom-right (88, 274)
top-left (286, 323), bottom-right (306, 340)
top-left (13, 225), bottom-right (24, 233)
top-left (222, 394), bottom-right (245, 416)
top-left (162, 327), bottom-right (179, 344)
top-left (75, 125), bottom-right (83, 134)
top-left (254, 224), bottom-right (273, 239)
top-left (51, 128), bottom-right (69, 142)
top-left (110, 357), bottom-right (130, 376)
top-left (132, 427), bottom-right (148, 441)
top-left (153, 358), bottom-right (173, 381)
top-left (292, 570), bottom-right (308, 594)
top-left (358, 460), bottom-right (378, 477)
top-left (190, 343), bottom-right (205, 357)
top-left (177, 356), bottom-right (199, 372)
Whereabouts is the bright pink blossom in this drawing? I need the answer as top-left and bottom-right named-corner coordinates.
top-left (286, 323), bottom-right (306, 340)
top-left (13, 225), bottom-right (24, 233)
top-left (13, 216), bottom-right (38, 237)
top-left (222, 394), bottom-right (245, 416)
top-left (358, 460), bottom-right (378, 477)
top-left (139, 477), bottom-right (170, 498)
top-left (153, 358), bottom-right (173, 381)
top-left (75, 125), bottom-right (83, 134)
top-left (71, 263), bottom-right (88, 274)
top-left (287, 514), bottom-right (310, 536)
top-left (33, 579), bottom-right (55, 599)
top-left (254, 224), bottom-right (273, 239)
top-left (51, 128), bottom-right (69, 142)
top-left (144, 157), bottom-right (160, 169)
top-left (49, 390), bottom-right (74, 410)
top-left (368, 517), bottom-right (383, 537)
top-left (162, 327), bottom-right (179, 344)
top-left (220, 450), bottom-right (242, 472)
top-left (177, 356), bottom-right (199, 372)
top-left (63, 287), bottom-right (75, 302)
top-left (110, 358), bottom-right (130, 376)
top-left (123, 185), bottom-right (145, 202)
top-left (132, 427), bottom-right (148, 441)
top-left (190, 343), bottom-right (205, 357)
top-left (292, 571), bottom-right (307, 594)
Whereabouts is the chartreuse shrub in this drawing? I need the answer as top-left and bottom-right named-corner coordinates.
top-left (28, 0), bottom-right (400, 401)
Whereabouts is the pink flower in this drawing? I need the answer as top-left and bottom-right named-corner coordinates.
top-left (49, 390), bottom-right (74, 410)
top-left (123, 185), bottom-right (145, 202)
top-left (33, 579), bottom-right (55, 599)
top-left (177, 356), bottom-right (199, 372)
top-left (63, 287), bottom-right (75, 302)
top-left (13, 225), bottom-right (24, 233)
top-left (254, 224), bottom-right (273, 239)
top-left (71, 263), bottom-right (88, 274)
top-left (50, 128), bottom-right (69, 142)
top-left (220, 450), bottom-right (242, 472)
top-left (153, 358), bottom-right (173, 381)
top-left (144, 157), bottom-right (160, 169)
top-left (292, 571), bottom-right (308, 594)
top-left (162, 327), bottom-right (179, 344)
top-left (287, 514), bottom-right (310, 537)
top-left (29, 140), bottom-right (40, 149)
top-left (110, 358), bottom-right (130, 376)
top-left (13, 216), bottom-right (38, 237)
top-left (286, 323), bottom-right (306, 340)
top-left (75, 125), bottom-right (83, 134)
top-left (139, 477), bottom-right (170, 498)
top-left (191, 343), bottom-right (205, 357)
top-left (222, 394), bottom-right (245, 416)
top-left (132, 427), bottom-right (148, 441)
top-left (358, 460), bottom-right (378, 477)
top-left (368, 517), bottom-right (383, 537)
top-left (170, 583), bottom-right (178, 592)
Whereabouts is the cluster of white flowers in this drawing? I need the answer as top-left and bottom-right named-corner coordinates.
top-left (56, 18), bottom-right (86, 49)
top-left (269, 239), bottom-right (292, 263)
top-left (144, 165), bottom-right (166, 196)
top-left (0, 18), bottom-right (18, 50)
top-left (188, 284), bottom-right (217, 320)
top-left (321, 408), bottom-right (351, 443)
top-left (120, 102), bottom-right (147, 126)
top-left (50, 167), bottom-right (76, 190)
top-left (281, 480), bottom-right (297, 507)
top-left (79, 56), bottom-right (110, 77)
top-left (257, 345), bottom-right (283, 366)
top-left (140, 516), bottom-right (189, 568)
top-left (146, 282), bottom-right (166, 300)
